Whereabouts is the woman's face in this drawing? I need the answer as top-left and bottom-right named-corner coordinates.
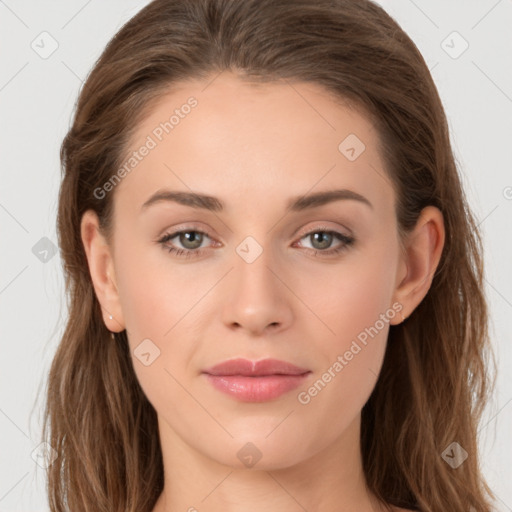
top-left (92, 72), bottom-right (409, 469)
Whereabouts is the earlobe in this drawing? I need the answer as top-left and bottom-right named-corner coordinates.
top-left (391, 206), bottom-right (445, 324)
top-left (80, 210), bottom-right (125, 333)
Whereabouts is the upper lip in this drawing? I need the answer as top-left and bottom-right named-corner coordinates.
top-left (202, 358), bottom-right (310, 377)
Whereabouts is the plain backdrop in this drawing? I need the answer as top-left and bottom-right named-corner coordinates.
top-left (1, 0), bottom-right (511, 510)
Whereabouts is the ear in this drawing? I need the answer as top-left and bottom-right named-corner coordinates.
top-left (80, 209), bottom-right (125, 333)
top-left (390, 205), bottom-right (445, 325)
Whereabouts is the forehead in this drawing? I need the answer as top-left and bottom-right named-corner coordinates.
top-left (113, 72), bottom-right (392, 215)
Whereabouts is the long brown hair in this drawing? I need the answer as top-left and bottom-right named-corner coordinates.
top-left (42, 0), bottom-right (497, 510)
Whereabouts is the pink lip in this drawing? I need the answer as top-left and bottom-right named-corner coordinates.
top-left (202, 358), bottom-right (311, 402)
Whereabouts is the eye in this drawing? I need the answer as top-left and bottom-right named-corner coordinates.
top-left (157, 226), bottom-right (355, 259)
top-left (295, 227), bottom-right (355, 257)
top-left (157, 229), bottom-right (214, 258)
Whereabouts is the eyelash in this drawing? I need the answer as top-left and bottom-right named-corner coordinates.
top-left (157, 226), bottom-right (355, 259)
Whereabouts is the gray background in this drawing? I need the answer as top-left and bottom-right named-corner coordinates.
top-left (1, 0), bottom-right (511, 510)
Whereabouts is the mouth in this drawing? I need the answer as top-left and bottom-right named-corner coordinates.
top-left (202, 358), bottom-right (312, 402)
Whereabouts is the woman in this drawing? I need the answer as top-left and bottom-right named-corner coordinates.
top-left (42, 0), bottom-right (497, 511)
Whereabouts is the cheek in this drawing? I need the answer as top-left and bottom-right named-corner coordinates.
top-left (306, 242), bottom-right (398, 394)
top-left (114, 242), bottom-right (200, 340)
top-left (112, 240), bottom-right (219, 378)
top-left (295, 259), bottom-right (394, 442)
top-left (113, 248), bottom-right (200, 411)
top-left (311, 247), bottom-right (398, 341)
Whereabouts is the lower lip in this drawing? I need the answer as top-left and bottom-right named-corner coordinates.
top-left (204, 373), bottom-right (310, 402)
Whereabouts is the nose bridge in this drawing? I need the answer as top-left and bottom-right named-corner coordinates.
top-left (223, 232), bottom-right (291, 333)
top-left (233, 233), bottom-right (279, 297)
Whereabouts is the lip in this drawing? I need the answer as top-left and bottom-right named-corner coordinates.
top-left (203, 358), bottom-right (310, 377)
top-left (202, 358), bottom-right (311, 402)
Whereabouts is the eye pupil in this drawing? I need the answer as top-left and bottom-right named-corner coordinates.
top-left (311, 232), bottom-right (333, 250)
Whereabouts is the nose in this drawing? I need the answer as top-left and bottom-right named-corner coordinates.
top-left (221, 244), bottom-right (293, 336)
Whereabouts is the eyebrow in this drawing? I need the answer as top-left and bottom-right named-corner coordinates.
top-left (140, 188), bottom-right (373, 213)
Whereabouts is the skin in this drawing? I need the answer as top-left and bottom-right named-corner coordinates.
top-left (81, 72), bottom-right (445, 512)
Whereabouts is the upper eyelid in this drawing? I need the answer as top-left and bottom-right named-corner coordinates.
top-left (297, 224), bottom-right (351, 237)
top-left (161, 218), bottom-right (352, 236)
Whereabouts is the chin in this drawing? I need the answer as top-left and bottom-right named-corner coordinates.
top-left (203, 434), bottom-right (313, 472)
